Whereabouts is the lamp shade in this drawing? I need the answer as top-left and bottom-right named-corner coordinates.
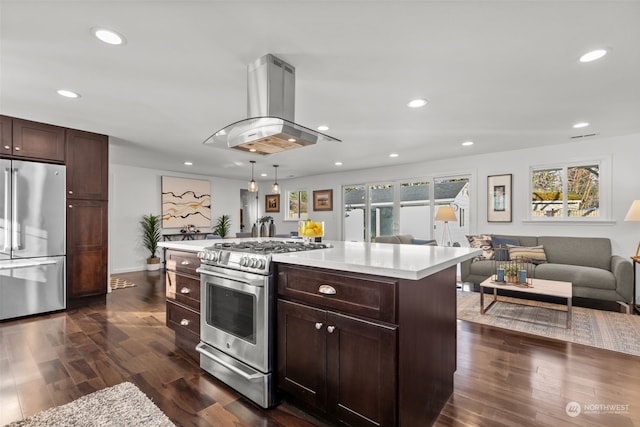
top-left (624, 200), bottom-right (640, 221)
top-left (435, 206), bottom-right (457, 222)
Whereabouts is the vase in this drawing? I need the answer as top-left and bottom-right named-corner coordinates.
top-left (269, 220), bottom-right (276, 237)
top-left (260, 223), bottom-right (267, 237)
top-left (251, 223), bottom-right (258, 238)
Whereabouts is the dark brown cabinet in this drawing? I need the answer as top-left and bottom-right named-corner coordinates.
top-left (65, 129), bottom-right (108, 200)
top-left (65, 128), bottom-right (109, 301)
top-left (66, 200), bottom-right (108, 298)
top-left (1, 117), bottom-right (65, 161)
top-left (165, 249), bottom-right (201, 361)
top-left (1, 115), bottom-right (109, 304)
top-left (277, 263), bottom-right (458, 427)
top-left (277, 266), bottom-right (398, 427)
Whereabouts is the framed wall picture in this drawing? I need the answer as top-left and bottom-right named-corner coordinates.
top-left (313, 189), bottom-right (333, 211)
top-left (265, 194), bottom-right (280, 213)
top-left (487, 174), bottom-right (512, 222)
top-left (161, 176), bottom-right (211, 228)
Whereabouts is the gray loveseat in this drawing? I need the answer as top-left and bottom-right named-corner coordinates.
top-left (460, 235), bottom-right (633, 308)
top-left (373, 234), bottom-right (437, 245)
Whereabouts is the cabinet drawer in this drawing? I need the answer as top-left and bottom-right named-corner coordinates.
top-left (176, 274), bottom-right (201, 310)
top-left (166, 270), bottom-right (201, 309)
top-left (277, 264), bottom-right (397, 323)
top-left (166, 250), bottom-right (201, 276)
top-left (166, 300), bottom-right (200, 335)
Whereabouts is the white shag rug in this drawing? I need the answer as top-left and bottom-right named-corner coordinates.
top-left (457, 291), bottom-right (640, 357)
top-left (6, 382), bottom-right (174, 427)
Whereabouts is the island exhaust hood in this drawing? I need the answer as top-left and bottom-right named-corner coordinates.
top-left (203, 54), bottom-right (340, 155)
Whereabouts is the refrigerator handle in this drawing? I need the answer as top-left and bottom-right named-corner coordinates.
top-left (12, 168), bottom-right (20, 251)
top-left (3, 168), bottom-right (10, 252)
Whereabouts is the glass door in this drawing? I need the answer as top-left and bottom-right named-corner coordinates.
top-left (369, 184), bottom-right (394, 241)
top-left (433, 177), bottom-right (470, 247)
top-left (343, 185), bottom-right (367, 241)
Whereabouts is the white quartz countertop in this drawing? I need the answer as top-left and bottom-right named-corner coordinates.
top-left (159, 239), bottom-right (481, 280)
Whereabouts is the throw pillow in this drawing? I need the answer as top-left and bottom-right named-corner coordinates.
top-left (507, 244), bottom-right (547, 265)
top-left (491, 236), bottom-right (520, 261)
top-left (466, 234), bottom-right (494, 261)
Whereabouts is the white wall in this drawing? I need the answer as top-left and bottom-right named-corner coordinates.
top-left (110, 132), bottom-right (640, 272)
top-left (109, 163), bottom-right (245, 273)
top-left (269, 133), bottom-right (640, 256)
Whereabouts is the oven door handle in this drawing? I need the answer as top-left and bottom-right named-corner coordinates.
top-left (197, 267), bottom-right (265, 288)
top-left (196, 343), bottom-right (263, 381)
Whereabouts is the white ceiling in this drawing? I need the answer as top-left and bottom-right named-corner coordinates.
top-left (2, 1), bottom-right (639, 182)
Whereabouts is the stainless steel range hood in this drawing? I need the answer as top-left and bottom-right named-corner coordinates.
top-left (203, 54), bottom-right (340, 155)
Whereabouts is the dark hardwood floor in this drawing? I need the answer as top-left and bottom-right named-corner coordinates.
top-left (1, 270), bottom-right (638, 427)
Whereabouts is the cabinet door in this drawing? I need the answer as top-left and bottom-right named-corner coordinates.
top-left (326, 312), bottom-right (397, 427)
top-left (67, 200), bottom-right (108, 297)
top-left (66, 129), bottom-right (108, 200)
top-left (277, 299), bottom-right (327, 411)
top-left (0, 116), bottom-right (11, 156)
top-left (12, 118), bottom-right (65, 161)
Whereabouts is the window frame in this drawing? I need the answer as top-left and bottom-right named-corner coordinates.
top-left (284, 189), bottom-right (309, 221)
top-left (528, 156), bottom-right (611, 222)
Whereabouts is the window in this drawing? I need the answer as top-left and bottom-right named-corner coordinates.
top-left (286, 190), bottom-right (308, 220)
top-left (531, 162), bottom-right (600, 219)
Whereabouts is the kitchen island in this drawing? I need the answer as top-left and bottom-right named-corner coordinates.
top-left (159, 239), bottom-right (480, 426)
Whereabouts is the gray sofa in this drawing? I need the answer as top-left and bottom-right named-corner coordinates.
top-left (373, 234), bottom-right (437, 245)
top-left (460, 235), bottom-right (633, 307)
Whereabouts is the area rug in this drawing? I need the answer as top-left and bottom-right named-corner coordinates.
top-left (6, 382), bottom-right (175, 427)
top-left (109, 276), bottom-right (136, 290)
top-left (457, 291), bottom-right (640, 357)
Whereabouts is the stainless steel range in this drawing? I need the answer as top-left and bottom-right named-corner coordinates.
top-left (195, 239), bottom-right (331, 408)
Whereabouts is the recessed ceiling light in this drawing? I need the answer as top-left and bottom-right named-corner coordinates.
top-left (389, 153), bottom-right (399, 158)
top-left (249, 148), bottom-right (257, 152)
top-left (57, 89), bottom-right (80, 98)
top-left (184, 161), bottom-right (193, 166)
top-left (579, 49), bottom-right (607, 63)
top-left (461, 141), bottom-right (474, 146)
top-left (407, 99), bottom-right (427, 108)
top-left (287, 138), bottom-right (296, 142)
top-left (92, 27), bottom-right (125, 45)
top-left (317, 125), bottom-right (329, 131)
top-left (573, 122), bottom-right (590, 129)
top-left (260, 173), bottom-right (267, 177)
top-left (335, 161), bottom-right (343, 166)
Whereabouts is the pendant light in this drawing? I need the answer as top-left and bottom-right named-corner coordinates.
top-left (272, 164), bottom-right (280, 194)
top-left (248, 160), bottom-right (257, 192)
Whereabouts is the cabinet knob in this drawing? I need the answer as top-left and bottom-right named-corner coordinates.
top-left (14, 146), bottom-right (20, 151)
top-left (180, 287), bottom-right (190, 294)
top-left (327, 326), bottom-right (336, 333)
top-left (68, 190), bottom-right (73, 194)
top-left (315, 322), bottom-right (323, 330)
top-left (3, 145), bottom-right (9, 150)
top-left (180, 319), bottom-right (190, 326)
top-left (68, 204), bottom-right (73, 208)
top-left (318, 284), bottom-right (336, 295)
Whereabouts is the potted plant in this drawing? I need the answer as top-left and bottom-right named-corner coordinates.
top-left (140, 213), bottom-right (161, 271)
top-left (214, 214), bottom-right (231, 238)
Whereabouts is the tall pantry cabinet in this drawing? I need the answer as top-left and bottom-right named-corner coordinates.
top-left (66, 129), bottom-right (109, 301)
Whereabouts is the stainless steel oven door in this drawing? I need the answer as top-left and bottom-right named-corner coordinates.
top-left (198, 266), bottom-right (272, 373)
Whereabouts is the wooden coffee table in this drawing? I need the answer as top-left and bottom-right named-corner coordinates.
top-left (479, 277), bottom-right (572, 329)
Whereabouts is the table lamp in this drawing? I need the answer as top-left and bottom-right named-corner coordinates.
top-left (624, 200), bottom-right (640, 257)
top-left (435, 205), bottom-right (457, 246)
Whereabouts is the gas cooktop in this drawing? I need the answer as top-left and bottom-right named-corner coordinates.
top-left (197, 240), bottom-right (332, 275)
top-left (212, 240), bottom-right (331, 254)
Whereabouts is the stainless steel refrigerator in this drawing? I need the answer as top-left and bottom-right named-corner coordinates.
top-left (1, 159), bottom-right (66, 320)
